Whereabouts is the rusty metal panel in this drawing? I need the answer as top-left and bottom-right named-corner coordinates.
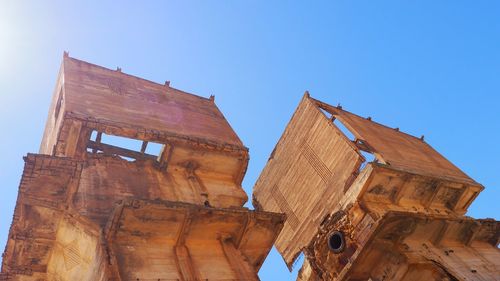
top-left (253, 94), bottom-right (363, 267)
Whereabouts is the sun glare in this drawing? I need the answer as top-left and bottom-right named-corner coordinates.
top-left (0, 17), bottom-right (13, 77)
top-left (0, 20), bottom-right (9, 64)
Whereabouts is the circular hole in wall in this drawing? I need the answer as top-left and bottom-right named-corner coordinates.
top-left (328, 231), bottom-right (345, 253)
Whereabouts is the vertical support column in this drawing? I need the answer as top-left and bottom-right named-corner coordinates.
top-left (140, 141), bottom-right (148, 154)
top-left (423, 182), bottom-right (442, 208)
top-left (157, 143), bottom-right (174, 170)
top-left (392, 175), bottom-right (412, 204)
top-left (175, 245), bottom-right (199, 281)
top-left (62, 119), bottom-right (83, 157)
top-left (103, 203), bottom-right (125, 281)
top-left (219, 235), bottom-right (260, 281)
top-left (92, 131), bottom-right (102, 153)
top-left (431, 221), bottom-right (450, 247)
top-left (174, 211), bottom-right (201, 281)
top-left (185, 162), bottom-right (209, 205)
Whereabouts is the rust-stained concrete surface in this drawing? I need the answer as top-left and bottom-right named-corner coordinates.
top-left (1, 56), bottom-right (499, 281)
top-left (254, 93), bottom-right (499, 281)
top-left (1, 54), bottom-right (284, 281)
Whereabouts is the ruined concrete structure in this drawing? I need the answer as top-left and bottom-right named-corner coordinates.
top-left (253, 94), bottom-right (500, 280)
top-left (0, 54), bottom-right (284, 281)
top-left (1, 55), bottom-right (499, 281)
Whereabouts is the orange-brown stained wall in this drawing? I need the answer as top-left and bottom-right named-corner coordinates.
top-left (312, 97), bottom-right (478, 186)
top-left (62, 56), bottom-right (243, 147)
top-left (37, 55), bottom-right (250, 198)
top-left (106, 200), bottom-right (284, 281)
top-left (305, 210), bottom-right (500, 281)
top-left (75, 154), bottom-right (248, 225)
top-left (40, 55), bottom-right (246, 158)
top-left (2, 154), bottom-right (284, 281)
top-left (254, 94), bottom-right (488, 270)
top-left (253, 95), bottom-right (364, 267)
top-left (3, 55), bottom-right (283, 281)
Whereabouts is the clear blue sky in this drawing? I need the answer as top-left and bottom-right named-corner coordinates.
top-left (1, 1), bottom-right (499, 280)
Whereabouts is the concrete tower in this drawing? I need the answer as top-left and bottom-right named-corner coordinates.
top-left (253, 94), bottom-right (500, 281)
top-left (1, 54), bottom-right (284, 281)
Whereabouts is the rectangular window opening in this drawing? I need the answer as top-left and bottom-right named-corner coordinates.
top-left (100, 133), bottom-right (143, 151)
top-left (87, 130), bottom-right (164, 163)
top-left (359, 150), bottom-right (375, 170)
top-left (90, 130), bottom-right (98, 141)
top-left (318, 107), bottom-right (333, 119)
top-left (145, 142), bottom-right (164, 156)
top-left (333, 118), bottom-right (356, 141)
